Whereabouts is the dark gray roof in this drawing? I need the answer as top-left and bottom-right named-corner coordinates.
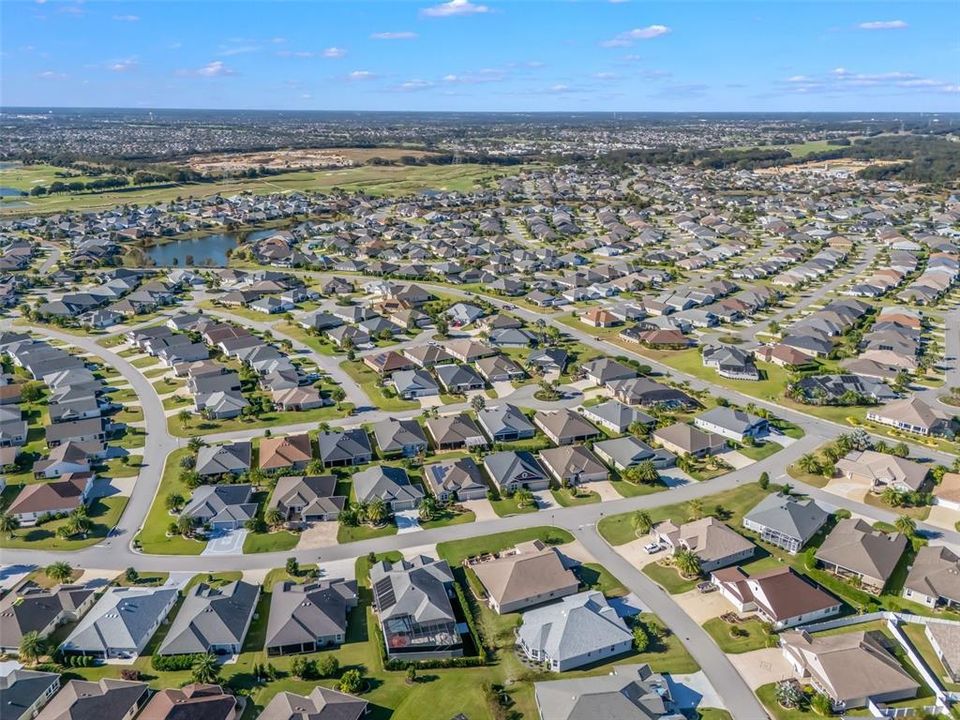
top-left (265, 579), bottom-right (358, 650)
top-left (158, 581), bottom-right (259, 655)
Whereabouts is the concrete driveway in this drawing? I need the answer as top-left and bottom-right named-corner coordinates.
top-left (532, 489), bottom-right (556, 509)
top-left (717, 450), bottom-right (753, 470)
top-left (590, 479), bottom-right (623, 501)
top-left (674, 586), bottom-right (734, 624)
top-left (461, 498), bottom-right (498, 522)
top-left (615, 536), bottom-right (667, 570)
top-left (660, 467), bottom-right (695, 488)
top-left (823, 477), bottom-right (869, 503)
top-left (492, 381), bottom-right (516, 398)
top-left (394, 510), bottom-right (422, 534)
top-left (202, 529), bottom-right (248, 556)
top-left (729, 647), bottom-right (794, 689)
top-left (296, 521), bottom-right (339, 549)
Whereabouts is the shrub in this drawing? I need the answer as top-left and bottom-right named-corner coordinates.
top-left (317, 655), bottom-right (340, 678)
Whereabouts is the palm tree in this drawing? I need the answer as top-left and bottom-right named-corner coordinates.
top-left (188, 437), bottom-right (204, 453)
top-left (686, 499), bottom-right (704, 521)
top-left (514, 487), bottom-right (535, 508)
top-left (331, 386), bottom-right (346, 409)
top-left (264, 508), bottom-right (285, 529)
top-left (894, 515), bottom-right (917, 537)
top-left (632, 511), bottom-right (653, 537)
top-left (673, 549), bottom-right (702, 578)
top-left (366, 498), bottom-right (388, 526)
top-left (178, 409), bottom-right (192, 428)
top-left (191, 652), bottom-right (221, 684)
top-left (0, 513), bottom-right (20, 538)
top-left (419, 496), bottom-right (439, 522)
top-left (45, 561), bottom-right (73, 584)
top-left (797, 453), bottom-right (821, 474)
top-left (67, 512), bottom-right (91, 537)
top-left (18, 632), bottom-right (46, 664)
top-left (165, 493), bottom-right (185, 513)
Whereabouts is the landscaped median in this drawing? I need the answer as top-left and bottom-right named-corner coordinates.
top-left (135, 447), bottom-right (207, 555)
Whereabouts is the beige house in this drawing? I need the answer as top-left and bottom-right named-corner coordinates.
top-left (925, 623), bottom-right (960, 683)
top-left (814, 518), bottom-right (907, 593)
top-left (472, 541), bottom-right (579, 614)
top-left (656, 517), bottom-right (754, 572)
top-left (834, 450), bottom-right (929, 493)
top-left (933, 472), bottom-right (960, 512)
top-left (537, 445), bottom-right (609, 486)
top-left (780, 630), bottom-right (919, 711)
top-left (902, 545), bottom-right (960, 609)
top-left (866, 397), bottom-right (954, 437)
top-left (710, 566), bottom-right (841, 629)
top-left (652, 422), bottom-right (725, 458)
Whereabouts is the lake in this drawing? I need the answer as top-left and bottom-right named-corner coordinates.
top-left (145, 228), bottom-right (277, 267)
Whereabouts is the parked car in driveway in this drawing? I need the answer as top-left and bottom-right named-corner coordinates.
top-left (644, 542), bottom-right (662, 554)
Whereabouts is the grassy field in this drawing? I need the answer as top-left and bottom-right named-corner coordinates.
top-left (0, 496), bottom-right (127, 550)
top-left (134, 447), bottom-right (207, 555)
top-left (702, 616), bottom-right (777, 653)
top-left (1, 163), bottom-right (526, 216)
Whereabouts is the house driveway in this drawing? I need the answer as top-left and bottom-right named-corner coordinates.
top-left (532, 489), bottom-right (555, 509)
top-left (201, 529), bottom-right (248, 555)
top-left (492, 380), bottom-right (516, 398)
top-left (394, 510), bottom-right (422, 534)
top-left (461, 498), bottom-right (498, 522)
top-left (419, 396), bottom-right (443, 409)
top-left (717, 450), bottom-right (753, 470)
top-left (660, 467), bottom-right (695, 488)
top-left (615, 536), bottom-right (667, 571)
top-left (925, 504), bottom-right (959, 532)
top-left (89, 477), bottom-right (135, 499)
top-left (590, 479), bottom-right (623, 501)
top-left (674, 587), bottom-right (734, 624)
top-left (296, 521), bottom-right (340, 550)
top-left (729, 648), bottom-right (794, 689)
top-left (823, 477), bottom-right (869, 503)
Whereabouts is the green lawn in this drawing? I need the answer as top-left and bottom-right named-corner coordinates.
top-left (703, 616), bottom-right (777, 653)
top-left (550, 488), bottom-right (601, 507)
top-left (737, 439), bottom-right (783, 462)
top-left (96, 455), bottom-right (143, 478)
top-left (0, 496), bottom-right (128, 550)
top-left (608, 476), bottom-right (666, 498)
top-left (168, 402), bottom-right (354, 437)
top-left (901, 623), bottom-right (960, 692)
top-left (438, 527), bottom-right (574, 565)
top-left (338, 360), bottom-right (418, 411)
top-left (131, 355), bottom-right (160, 369)
top-left (134, 447), bottom-right (206, 555)
top-left (243, 530), bottom-right (300, 554)
top-left (419, 507), bottom-right (476, 530)
top-left (572, 563), bottom-right (628, 597)
top-left (756, 682), bottom-right (821, 720)
top-left (336, 521), bottom-right (398, 544)
top-left (488, 496), bottom-right (540, 517)
top-left (642, 562), bottom-right (702, 594)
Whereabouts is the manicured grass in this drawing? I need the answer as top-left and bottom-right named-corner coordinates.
top-left (598, 482), bottom-right (768, 546)
top-left (112, 406), bottom-right (143, 424)
top-left (550, 488), bottom-right (601, 507)
top-left (97, 455), bottom-right (142, 478)
top-left (336, 520), bottom-right (398, 544)
top-left (488, 495), bottom-right (540, 517)
top-left (756, 682), bottom-right (820, 720)
top-left (162, 394), bottom-right (192, 410)
top-left (167, 402), bottom-right (354, 437)
top-left (698, 710), bottom-right (734, 720)
top-left (276, 321), bottom-right (341, 356)
top-left (608, 476), bottom-right (666, 498)
top-left (737, 439), bottom-right (783, 462)
top-left (438, 526), bottom-right (574, 565)
top-left (703, 616), bottom-right (777, 653)
top-left (901, 623), bottom-right (960, 692)
top-left (96, 334), bottom-right (127, 348)
top-left (419, 508), bottom-right (476, 530)
top-left (143, 366), bottom-right (173, 379)
top-left (135, 447), bottom-right (206, 555)
top-left (152, 377), bottom-right (185, 393)
top-left (642, 562), bottom-right (702, 594)
top-left (786, 464), bottom-right (830, 489)
top-left (115, 427), bottom-right (147, 449)
top-left (339, 360), bottom-right (418, 411)
top-left (572, 563), bottom-right (628, 597)
top-left (107, 386), bottom-right (139, 404)
top-left (862, 492), bottom-right (931, 520)
top-left (243, 530), bottom-right (300, 554)
top-left (0, 496), bottom-right (128, 550)
top-left (131, 355), bottom-right (160, 369)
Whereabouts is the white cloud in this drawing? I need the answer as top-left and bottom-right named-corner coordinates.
top-left (857, 20), bottom-right (908, 30)
top-left (422, 0), bottom-right (489, 18)
top-left (441, 68), bottom-right (505, 84)
top-left (601, 24), bottom-right (670, 47)
top-left (37, 70), bottom-right (67, 79)
top-left (219, 45), bottom-right (259, 56)
top-left (546, 83), bottom-right (571, 93)
top-left (111, 14), bottom-right (139, 22)
top-left (371, 31), bottom-right (418, 40)
top-left (781, 67), bottom-right (957, 95)
top-left (593, 72), bottom-right (618, 80)
top-left (347, 70), bottom-right (376, 81)
top-left (323, 47), bottom-right (346, 58)
top-left (177, 61), bottom-right (237, 77)
top-left (108, 58), bottom-right (138, 72)
top-left (395, 79), bottom-right (435, 91)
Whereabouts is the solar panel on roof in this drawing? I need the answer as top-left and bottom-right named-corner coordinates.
top-left (374, 577), bottom-right (396, 609)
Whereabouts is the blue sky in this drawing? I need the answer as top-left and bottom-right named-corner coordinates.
top-left (2, 0), bottom-right (958, 111)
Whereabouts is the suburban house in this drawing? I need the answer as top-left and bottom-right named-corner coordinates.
top-left (352, 465), bottom-right (424, 511)
top-left (435, 363), bottom-right (486, 393)
top-left (391, 369), bottom-right (440, 399)
top-left (834, 450), bottom-right (930, 493)
top-left (779, 630), bottom-right (919, 712)
top-left (5, 476), bottom-right (92, 525)
top-left (934, 472), bottom-right (960, 512)
top-left (652, 423), bottom-right (726, 458)
top-left (259, 433), bottom-right (313, 472)
top-left (265, 579), bottom-right (359, 656)
top-left (483, 450), bottom-right (550, 493)
top-left (475, 354), bottom-right (526, 383)
top-left (32, 441), bottom-right (92, 479)
top-left (422, 456), bottom-right (489, 502)
top-left (814, 518), bottom-right (908, 593)
top-left (317, 429), bottom-right (373, 467)
top-left (372, 418), bottom-right (428, 458)
top-left (581, 358), bottom-right (636, 386)
top-left (0, 582), bottom-right (97, 655)
top-left (538, 445), bottom-right (609, 486)
top-left (534, 664), bottom-right (681, 720)
top-left (181, 484), bottom-right (258, 531)
top-left (866, 397), bottom-right (955, 437)
top-left (925, 623), bottom-right (960, 683)
top-left (592, 435), bottom-right (675, 471)
top-left (477, 404), bottom-right (536, 443)
top-left (425, 413), bottom-right (488, 451)
top-left (579, 400), bottom-right (655, 435)
top-left (902, 545), bottom-right (960, 609)
top-left (369, 556), bottom-right (463, 660)
top-left (138, 684), bottom-right (238, 720)
top-left (701, 344), bottom-right (760, 381)
top-left (533, 409), bottom-right (601, 446)
top-left (59, 586), bottom-right (179, 659)
top-left (516, 591), bottom-right (633, 672)
top-left (472, 541), bottom-right (579, 614)
top-left (195, 442), bottom-right (252, 478)
top-left (44, 418), bottom-right (107, 448)
top-left (258, 687), bottom-right (367, 720)
top-left (157, 581), bottom-right (260, 656)
top-left (0, 668), bottom-right (61, 720)
top-left (742, 494), bottom-right (830, 554)
top-left (693, 407), bottom-right (768, 443)
top-left (268, 475), bottom-right (346, 524)
top-left (608, 377), bottom-right (697, 409)
top-left (35, 679), bottom-right (149, 720)
top-left (656, 517), bottom-right (755, 572)
top-left (711, 566), bottom-right (842, 629)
